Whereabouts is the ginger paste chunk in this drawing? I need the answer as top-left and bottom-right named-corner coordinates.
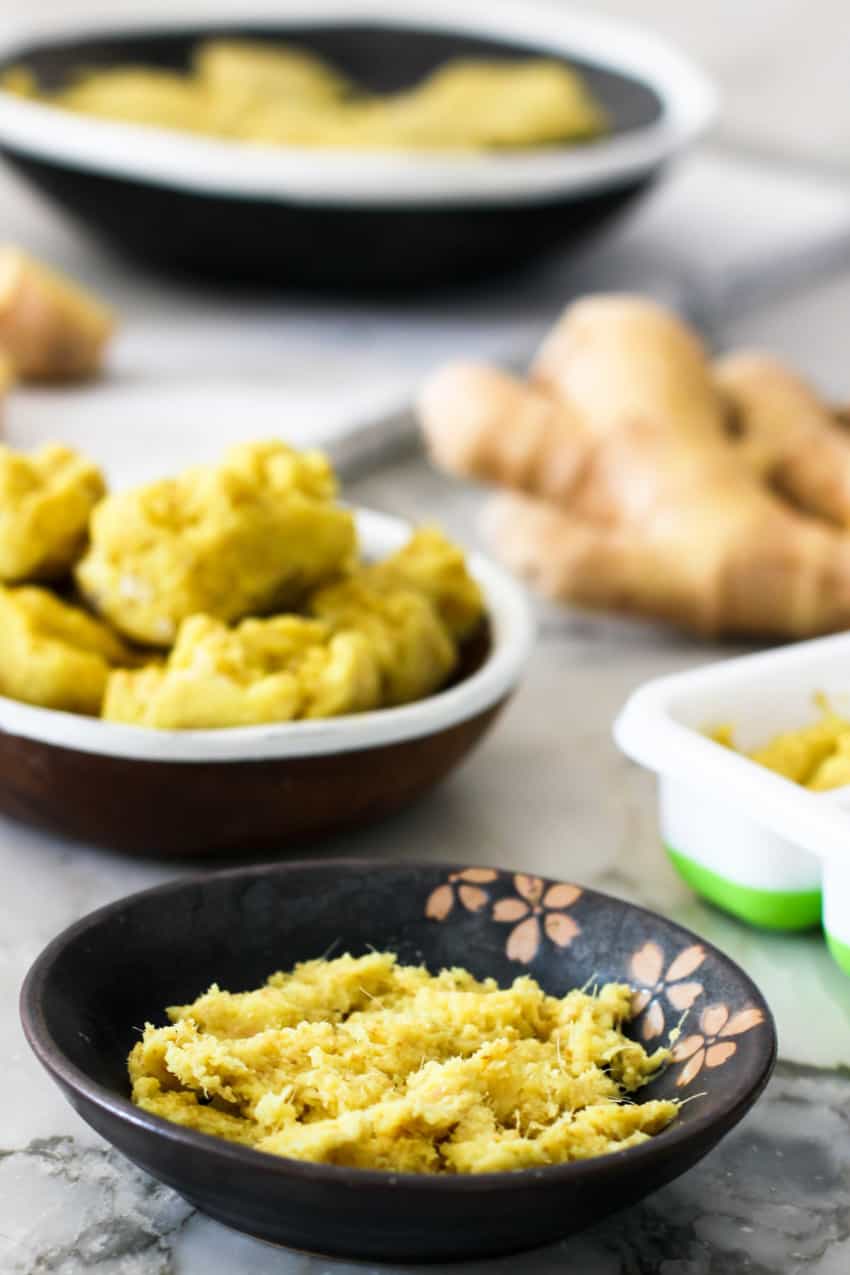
top-left (0, 585), bottom-right (135, 714)
top-left (76, 441), bottom-right (356, 646)
top-left (129, 952), bottom-right (676, 1174)
top-left (0, 443), bottom-right (104, 582)
top-left (103, 613), bottom-right (380, 728)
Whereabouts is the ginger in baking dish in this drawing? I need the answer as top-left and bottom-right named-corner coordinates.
top-left (76, 440), bottom-right (356, 647)
top-left (7, 40), bottom-right (606, 152)
top-left (57, 68), bottom-right (218, 134)
top-left (128, 952), bottom-right (676, 1173)
top-left (420, 294), bottom-right (850, 638)
top-left (301, 59), bottom-right (605, 151)
top-left (0, 584), bottom-right (135, 714)
top-left (19, 43), bottom-right (350, 141)
top-left (0, 247), bottom-right (113, 381)
top-left (0, 443), bottom-right (105, 582)
top-left (103, 613), bottom-right (381, 729)
top-left (194, 39), bottom-right (353, 107)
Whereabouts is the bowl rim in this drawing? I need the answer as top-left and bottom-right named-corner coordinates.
top-left (0, 506), bottom-right (535, 763)
top-left (0, 0), bottom-right (718, 207)
top-left (20, 856), bottom-right (777, 1194)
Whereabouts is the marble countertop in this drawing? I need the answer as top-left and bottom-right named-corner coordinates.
top-left (3, 147), bottom-right (850, 1271)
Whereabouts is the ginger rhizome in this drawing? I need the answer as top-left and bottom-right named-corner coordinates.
top-left (420, 295), bottom-right (850, 638)
top-left (0, 246), bottom-right (113, 382)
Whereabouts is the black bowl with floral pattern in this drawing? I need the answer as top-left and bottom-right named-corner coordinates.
top-left (20, 859), bottom-right (775, 1261)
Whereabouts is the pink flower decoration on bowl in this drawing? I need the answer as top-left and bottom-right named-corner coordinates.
top-left (629, 940), bottom-right (706, 1041)
top-left (425, 868), bottom-right (498, 921)
top-left (492, 874), bottom-right (582, 964)
top-left (672, 1004), bottom-right (766, 1087)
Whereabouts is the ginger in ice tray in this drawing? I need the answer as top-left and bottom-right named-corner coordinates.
top-left (711, 698), bottom-right (850, 790)
top-left (128, 952), bottom-right (676, 1174)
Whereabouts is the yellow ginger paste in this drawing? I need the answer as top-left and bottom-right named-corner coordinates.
top-left (129, 952), bottom-right (677, 1174)
top-left (76, 440), bottom-right (356, 646)
top-left (0, 584), bottom-right (136, 714)
top-left (7, 41), bottom-right (607, 152)
top-left (711, 697), bottom-right (850, 790)
top-left (0, 437), bottom-right (485, 727)
top-left (103, 526), bottom-right (485, 726)
top-left (103, 613), bottom-right (381, 728)
top-left (0, 443), bottom-right (104, 582)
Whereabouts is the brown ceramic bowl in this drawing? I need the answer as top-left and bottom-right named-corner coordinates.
top-left (0, 509), bottom-right (533, 857)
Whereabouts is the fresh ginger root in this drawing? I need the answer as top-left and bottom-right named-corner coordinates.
top-left (419, 295), bottom-right (850, 638)
top-left (0, 247), bottom-right (113, 382)
top-left (715, 352), bottom-right (850, 526)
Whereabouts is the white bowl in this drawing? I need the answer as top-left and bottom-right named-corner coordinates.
top-left (0, 508), bottom-right (535, 856)
top-left (0, 507), bottom-right (535, 760)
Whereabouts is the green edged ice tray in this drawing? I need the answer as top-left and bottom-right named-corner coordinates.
top-left (614, 632), bottom-right (850, 977)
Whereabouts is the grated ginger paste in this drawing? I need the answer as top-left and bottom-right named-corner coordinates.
top-left (129, 951), bottom-right (677, 1174)
top-left (710, 695), bottom-right (850, 790)
top-left (5, 41), bottom-right (607, 152)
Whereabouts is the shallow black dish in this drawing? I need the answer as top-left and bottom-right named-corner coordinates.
top-left (21, 858), bottom-right (775, 1261)
top-left (0, 6), bottom-right (715, 289)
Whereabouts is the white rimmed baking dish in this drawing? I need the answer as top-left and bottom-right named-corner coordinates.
top-left (0, 0), bottom-right (717, 207)
top-left (614, 633), bottom-right (850, 979)
top-left (0, 1), bottom-right (716, 286)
